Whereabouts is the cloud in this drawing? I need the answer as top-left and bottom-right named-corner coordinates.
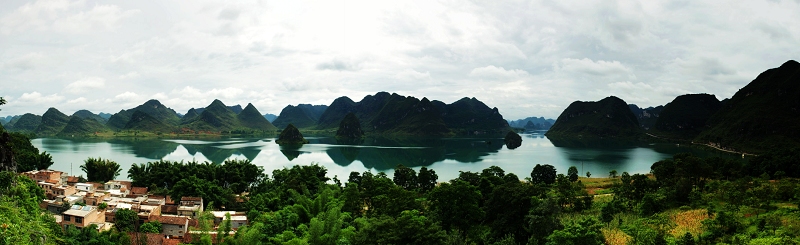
top-left (469, 66), bottom-right (529, 79)
top-left (67, 97), bottom-right (88, 104)
top-left (0, 0), bottom-right (138, 34)
top-left (119, 72), bottom-right (140, 79)
top-left (18, 92), bottom-right (64, 105)
top-left (4, 52), bottom-right (45, 71)
top-left (65, 77), bottom-right (105, 94)
top-left (556, 58), bottom-right (634, 78)
top-left (316, 58), bottom-right (362, 71)
top-left (111, 91), bottom-right (139, 103)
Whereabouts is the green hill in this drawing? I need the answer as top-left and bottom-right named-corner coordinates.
top-left (237, 103), bottom-right (278, 131)
top-left (272, 104), bottom-right (328, 129)
top-left (181, 108), bottom-right (200, 124)
top-left (546, 96), bottom-right (642, 140)
top-left (336, 112), bottom-right (364, 138)
top-left (35, 108), bottom-right (70, 135)
top-left (124, 110), bottom-right (174, 133)
top-left (696, 60), bottom-right (800, 153)
top-left (316, 96), bottom-right (358, 129)
top-left (72, 110), bottom-right (107, 124)
top-left (58, 116), bottom-right (109, 136)
top-left (107, 99), bottom-right (180, 130)
top-left (276, 124), bottom-right (308, 144)
top-left (436, 97), bottom-right (511, 135)
top-left (316, 92), bottom-right (509, 136)
top-left (651, 94), bottom-right (721, 140)
top-left (7, 113), bottom-right (41, 132)
top-left (106, 109), bottom-right (132, 130)
top-left (182, 99), bottom-right (239, 131)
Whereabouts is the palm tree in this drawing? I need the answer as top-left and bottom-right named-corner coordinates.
top-left (80, 157), bottom-right (121, 182)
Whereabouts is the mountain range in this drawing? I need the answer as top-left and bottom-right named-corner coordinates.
top-left (507, 117), bottom-right (555, 130)
top-left (547, 60), bottom-right (800, 154)
top-left (4, 91), bottom-right (510, 137)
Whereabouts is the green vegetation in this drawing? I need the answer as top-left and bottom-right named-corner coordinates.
top-left (697, 60), bottom-right (800, 154)
top-left (317, 92), bottom-right (510, 136)
top-left (336, 112), bottom-right (364, 138)
top-left (272, 104), bottom-right (327, 129)
top-left (35, 108), bottom-right (71, 135)
top-left (6, 132), bottom-right (53, 172)
top-left (80, 157), bottom-right (121, 182)
top-left (58, 116), bottom-right (109, 136)
top-left (651, 94), bottom-right (721, 140)
top-left (547, 96), bottom-right (643, 140)
top-left (237, 103), bottom-right (278, 131)
top-left (276, 124), bottom-right (309, 145)
top-left (72, 109), bottom-right (107, 124)
top-left (7, 113), bottom-right (42, 132)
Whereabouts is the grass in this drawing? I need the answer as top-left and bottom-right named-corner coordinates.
top-left (580, 176), bottom-right (620, 195)
top-left (668, 209), bottom-right (711, 237)
top-left (602, 227), bottom-right (631, 245)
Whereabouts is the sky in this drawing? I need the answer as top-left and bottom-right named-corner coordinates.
top-left (1, 0), bottom-right (799, 120)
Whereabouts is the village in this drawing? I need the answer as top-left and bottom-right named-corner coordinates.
top-left (23, 169), bottom-right (248, 245)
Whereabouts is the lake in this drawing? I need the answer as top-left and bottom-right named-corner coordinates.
top-left (31, 131), bottom-right (733, 182)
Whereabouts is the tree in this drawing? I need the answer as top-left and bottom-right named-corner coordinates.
top-left (526, 196), bottom-right (563, 245)
top-left (486, 182), bottom-right (542, 244)
top-left (218, 213), bottom-right (232, 244)
top-left (115, 208), bottom-right (137, 232)
top-left (546, 217), bottom-right (604, 245)
top-left (568, 166), bottom-right (579, 182)
top-left (428, 180), bottom-right (484, 232)
top-left (609, 170), bottom-right (618, 178)
top-left (98, 202), bottom-right (108, 210)
top-left (80, 157), bottom-right (121, 182)
top-left (417, 167), bottom-right (437, 193)
top-left (393, 164), bottom-right (417, 190)
top-left (531, 164), bottom-right (557, 185)
top-left (140, 221), bottom-right (162, 233)
top-left (170, 175), bottom-right (233, 209)
top-left (586, 171), bottom-right (591, 178)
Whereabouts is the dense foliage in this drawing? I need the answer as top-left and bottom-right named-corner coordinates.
top-left (6, 144), bottom-right (800, 244)
top-left (7, 132), bottom-right (54, 172)
top-left (80, 157), bottom-right (121, 182)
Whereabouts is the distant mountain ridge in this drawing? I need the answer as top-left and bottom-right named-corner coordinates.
top-left (272, 104), bottom-right (328, 129)
top-left (508, 117), bottom-right (555, 130)
top-left (316, 92), bottom-right (510, 136)
top-left (546, 96), bottom-right (642, 139)
top-left (6, 92), bottom-right (507, 137)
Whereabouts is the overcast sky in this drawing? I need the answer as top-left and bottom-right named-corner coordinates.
top-left (1, 0), bottom-right (799, 120)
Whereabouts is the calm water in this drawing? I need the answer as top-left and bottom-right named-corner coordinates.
top-left (31, 132), bottom-right (732, 182)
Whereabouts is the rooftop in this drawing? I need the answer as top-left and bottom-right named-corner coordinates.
top-left (63, 205), bottom-right (95, 217)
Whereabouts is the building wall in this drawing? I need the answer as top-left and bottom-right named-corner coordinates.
top-left (162, 223), bottom-right (187, 237)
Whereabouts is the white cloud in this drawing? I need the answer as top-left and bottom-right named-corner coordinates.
top-left (556, 58), bottom-right (634, 78)
top-left (0, 0), bottom-right (138, 34)
top-left (111, 91), bottom-right (139, 103)
top-left (67, 97), bottom-right (88, 104)
top-left (469, 66), bottom-right (529, 79)
top-left (119, 72), bottom-right (140, 79)
top-left (65, 77), bottom-right (105, 94)
top-left (18, 92), bottom-right (64, 105)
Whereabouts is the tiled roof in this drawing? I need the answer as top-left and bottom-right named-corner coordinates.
top-left (155, 216), bottom-right (188, 225)
top-left (181, 196), bottom-right (202, 201)
top-left (131, 187), bottom-right (148, 195)
top-left (161, 205), bottom-right (178, 214)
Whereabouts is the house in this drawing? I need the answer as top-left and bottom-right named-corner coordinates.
top-left (129, 186), bottom-right (148, 198)
top-left (62, 176), bottom-right (81, 186)
top-left (52, 185), bottom-right (77, 198)
top-left (23, 169), bottom-right (64, 184)
top-left (155, 215), bottom-right (189, 238)
top-left (137, 204), bottom-right (162, 223)
top-left (104, 181), bottom-right (130, 197)
top-left (75, 183), bottom-right (94, 192)
top-left (177, 197), bottom-right (203, 217)
top-left (83, 192), bottom-right (110, 206)
top-left (61, 205), bottom-right (105, 229)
